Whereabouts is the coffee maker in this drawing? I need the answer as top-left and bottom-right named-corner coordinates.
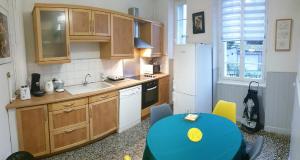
top-left (30, 73), bottom-right (45, 97)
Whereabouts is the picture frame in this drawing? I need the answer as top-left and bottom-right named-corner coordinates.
top-left (192, 11), bottom-right (205, 34)
top-left (275, 19), bottom-right (293, 51)
top-left (0, 5), bottom-right (11, 65)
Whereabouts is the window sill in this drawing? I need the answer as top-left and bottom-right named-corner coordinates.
top-left (217, 80), bottom-right (266, 88)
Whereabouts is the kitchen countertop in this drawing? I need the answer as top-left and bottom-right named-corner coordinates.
top-left (6, 73), bottom-right (169, 109)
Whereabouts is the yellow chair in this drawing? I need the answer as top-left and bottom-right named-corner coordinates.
top-left (213, 100), bottom-right (237, 124)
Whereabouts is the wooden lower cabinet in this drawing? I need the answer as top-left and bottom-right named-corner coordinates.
top-left (15, 91), bottom-right (119, 156)
top-left (89, 96), bottom-right (118, 140)
top-left (49, 105), bottom-right (89, 131)
top-left (50, 124), bottom-right (89, 152)
top-left (158, 76), bottom-right (170, 104)
top-left (16, 105), bottom-right (50, 157)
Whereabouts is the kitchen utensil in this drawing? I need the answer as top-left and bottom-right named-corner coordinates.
top-left (53, 79), bottom-right (64, 92)
top-left (45, 80), bottom-right (54, 93)
top-left (20, 85), bottom-right (31, 100)
top-left (107, 75), bottom-right (125, 81)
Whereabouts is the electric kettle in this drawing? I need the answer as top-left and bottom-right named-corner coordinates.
top-left (45, 80), bottom-right (54, 93)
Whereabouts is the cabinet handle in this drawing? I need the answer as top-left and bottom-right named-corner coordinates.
top-left (63, 103), bottom-right (74, 107)
top-left (64, 108), bottom-right (74, 113)
top-left (100, 95), bottom-right (109, 99)
top-left (147, 86), bottom-right (157, 91)
top-left (64, 129), bottom-right (74, 133)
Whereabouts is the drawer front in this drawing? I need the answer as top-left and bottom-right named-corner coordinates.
top-left (49, 105), bottom-right (88, 131)
top-left (50, 124), bottom-right (89, 152)
top-left (48, 98), bottom-right (88, 111)
top-left (89, 91), bottom-right (118, 103)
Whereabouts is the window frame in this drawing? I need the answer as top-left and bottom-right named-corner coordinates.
top-left (218, 0), bottom-right (268, 84)
top-left (175, 0), bottom-right (187, 45)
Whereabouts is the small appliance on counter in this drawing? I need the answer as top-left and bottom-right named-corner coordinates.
top-left (30, 73), bottom-right (45, 97)
top-left (143, 64), bottom-right (160, 75)
top-left (53, 79), bottom-right (65, 92)
top-left (20, 85), bottom-right (31, 100)
top-left (45, 80), bottom-right (54, 94)
top-left (107, 75), bottom-right (125, 81)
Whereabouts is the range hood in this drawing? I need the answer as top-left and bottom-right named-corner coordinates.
top-left (129, 8), bottom-right (153, 49)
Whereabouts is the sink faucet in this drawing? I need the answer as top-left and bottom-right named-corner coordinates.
top-left (83, 73), bottom-right (92, 86)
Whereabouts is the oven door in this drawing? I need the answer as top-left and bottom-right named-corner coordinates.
top-left (142, 86), bottom-right (158, 109)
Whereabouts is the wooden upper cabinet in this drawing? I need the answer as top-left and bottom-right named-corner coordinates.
top-left (69, 9), bottom-right (92, 35)
top-left (139, 22), bottom-right (164, 57)
top-left (93, 11), bottom-right (110, 36)
top-left (152, 23), bottom-right (164, 56)
top-left (101, 14), bottom-right (134, 59)
top-left (33, 7), bottom-right (70, 64)
top-left (89, 96), bottom-right (118, 140)
top-left (158, 76), bottom-right (170, 105)
top-left (16, 105), bottom-right (50, 157)
top-left (69, 9), bottom-right (110, 37)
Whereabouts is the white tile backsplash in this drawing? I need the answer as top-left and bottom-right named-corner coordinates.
top-left (26, 43), bottom-right (126, 87)
top-left (27, 43), bottom-right (168, 88)
top-left (27, 58), bottom-right (124, 87)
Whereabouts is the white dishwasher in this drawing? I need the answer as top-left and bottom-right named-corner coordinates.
top-left (118, 85), bottom-right (142, 133)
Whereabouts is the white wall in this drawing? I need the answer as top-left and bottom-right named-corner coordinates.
top-left (265, 0), bottom-right (299, 72)
top-left (186, 0), bottom-right (213, 44)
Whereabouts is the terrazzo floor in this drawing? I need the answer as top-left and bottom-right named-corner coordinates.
top-left (44, 119), bottom-right (290, 160)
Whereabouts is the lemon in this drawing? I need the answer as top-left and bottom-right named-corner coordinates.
top-left (187, 128), bottom-right (203, 142)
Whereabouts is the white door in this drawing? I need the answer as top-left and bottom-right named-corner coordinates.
top-left (0, 63), bottom-right (12, 159)
top-left (173, 44), bottom-right (196, 95)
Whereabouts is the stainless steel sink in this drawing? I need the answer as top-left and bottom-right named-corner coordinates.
top-left (65, 82), bottom-right (113, 95)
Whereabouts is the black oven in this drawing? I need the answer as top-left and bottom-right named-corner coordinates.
top-left (142, 80), bottom-right (158, 109)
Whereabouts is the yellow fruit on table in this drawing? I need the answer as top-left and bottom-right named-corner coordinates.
top-left (187, 128), bottom-right (203, 142)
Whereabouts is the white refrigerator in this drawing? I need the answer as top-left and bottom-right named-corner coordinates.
top-left (173, 44), bottom-right (212, 114)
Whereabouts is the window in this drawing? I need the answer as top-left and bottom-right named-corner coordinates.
top-left (221, 0), bottom-right (266, 81)
top-left (176, 1), bottom-right (187, 45)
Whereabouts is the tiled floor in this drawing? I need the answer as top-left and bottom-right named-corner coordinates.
top-left (44, 119), bottom-right (290, 160)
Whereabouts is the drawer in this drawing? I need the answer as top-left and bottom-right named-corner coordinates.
top-left (49, 105), bottom-right (89, 131)
top-left (48, 98), bottom-right (88, 112)
top-left (50, 124), bottom-right (89, 152)
top-left (89, 91), bottom-right (118, 103)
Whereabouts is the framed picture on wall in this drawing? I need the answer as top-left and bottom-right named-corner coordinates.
top-left (275, 19), bottom-right (293, 51)
top-left (192, 11), bottom-right (205, 34)
top-left (0, 5), bottom-right (10, 65)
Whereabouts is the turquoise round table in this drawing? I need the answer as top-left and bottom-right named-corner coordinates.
top-left (143, 113), bottom-right (246, 160)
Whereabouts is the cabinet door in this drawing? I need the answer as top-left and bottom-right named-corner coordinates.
top-left (111, 14), bottom-right (134, 57)
top-left (159, 76), bottom-right (170, 104)
top-left (16, 105), bottom-right (50, 157)
top-left (69, 9), bottom-right (92, 35)
top-left (89, 97), bottom-right (118, 140)
top-left (50, 124), bottom-right (89, 152)
top-left (33, 7), bottom-right (70, 64)
top-left (152, 23), bottom-right (164, 56)
top-left (93, 11), bottom-right (110, 36)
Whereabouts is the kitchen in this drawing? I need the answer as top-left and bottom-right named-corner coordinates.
top-left (0, 0), bottom-right (300, 160)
